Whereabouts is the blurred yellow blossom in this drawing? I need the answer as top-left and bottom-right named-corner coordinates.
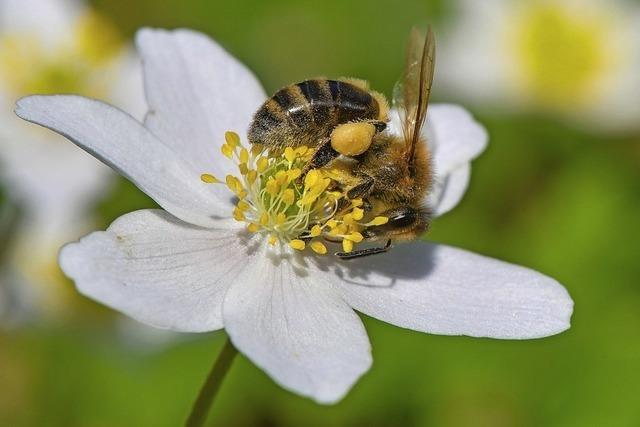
top-left (0, 0), bottom-right (144, 322)
top-left (439, 0), bottom-right (640, 132)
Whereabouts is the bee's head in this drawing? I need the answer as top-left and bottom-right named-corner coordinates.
top-left (362, 206), bottom-right (430, 242)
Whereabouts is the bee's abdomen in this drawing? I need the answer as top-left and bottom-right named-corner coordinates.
top-left (248, 79), bottom-right (379, 147)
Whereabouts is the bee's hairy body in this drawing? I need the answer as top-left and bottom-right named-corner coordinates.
top-left (248, 79), bottom-right (385, 149)
top-left (353, 135), bottom-right (431, 206)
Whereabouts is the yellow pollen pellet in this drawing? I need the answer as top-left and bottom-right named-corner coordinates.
top-left (310, 225), bottom-right (322, 237)
top-left (367, 216), bottom-right (389, 226)
top-left (260, 213), bottom-right (269, 226)
top-left (284, 147), bottom-right (296, 164)
top-left (239, 148), bottom-right (249, 163)
top-left (310, 241), bottom-right (327, 255)
top-left (268, 235), bottom-right (278, 246)
top-left (289, 239), bottom-right (306, 251)
top-left (347, 232), bottom-right (364, 243)
top-left (282, 189), bottom-right (295, 205)
top-left (225, 131), bottom-right (240, 148)
top-left (200, 173), bottom-right (220, 184)
top-left (221, 143), bottom-right (234, 159)
top-left (276, 212), bottom-right (287, 225)
top-left (257, 157), bottom-right (269, 173)
top-left (342, 239), bottom-right (354, 253)
top-left (247, 170), bottom-right (257, 185)
top-left (352, 207), bottom-right (364, 221)
top-left (247, 223), bottom-right (260, 233)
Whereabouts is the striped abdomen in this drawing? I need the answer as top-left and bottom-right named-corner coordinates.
top-left (248, 79), bottom-right (381, 148)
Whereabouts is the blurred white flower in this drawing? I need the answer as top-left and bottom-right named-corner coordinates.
top-left (0, 0), bottom-right (144, 321)
top-left (16, 28), bottom-right (573, 403)
top-left (439, 0), bottom-right (640, 132)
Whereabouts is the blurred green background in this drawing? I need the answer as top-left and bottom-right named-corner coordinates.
top-left (1, 0), bottom-right (640, 426)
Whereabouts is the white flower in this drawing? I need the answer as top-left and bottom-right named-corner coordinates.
top-left (438, 0), bottom-right (640, 132)
top-left (15, 28), bottom-right (573, 403)
top-left (0, 0), bottom-right (144, 318)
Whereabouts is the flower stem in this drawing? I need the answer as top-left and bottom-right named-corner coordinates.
top-left (185, 337), bottom-right (238, 427)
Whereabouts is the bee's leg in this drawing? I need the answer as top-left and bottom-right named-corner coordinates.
top-left (303, 138), bottom-right (340, 174)
top-left (346, 175), bottom-right (375, 199)
top-left (336, 239), bottom-right (392, 259)
top-left (368, 120), bottom-right (387, 133)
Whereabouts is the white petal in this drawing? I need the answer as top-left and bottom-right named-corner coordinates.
top-left (329, 241), bottom-right (573, 339)
top-left (15, 95), bottom-right (232, 227)
top-left (425, 104), bottom-right (488, 215)
top-left (136, 28), bottom-right (266, 175)
top-left (223, 248), bottom-right (372, 404)
top-left (428, 163), bottom-right (470, 217)
top-left (59, 209), bottom-right (245, 332)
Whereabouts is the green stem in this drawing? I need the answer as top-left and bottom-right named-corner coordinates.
top-left (185, 337), bottom-right (238, 427)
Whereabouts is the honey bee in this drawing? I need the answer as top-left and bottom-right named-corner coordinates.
top-left (248, 28), bottom-right (436, 259)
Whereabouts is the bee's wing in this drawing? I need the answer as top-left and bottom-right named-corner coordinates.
top-left (392, 27), bottom-right (435, 174)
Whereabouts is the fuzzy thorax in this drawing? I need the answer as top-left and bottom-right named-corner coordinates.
top-left (201, 132), bottom-right (388, 255)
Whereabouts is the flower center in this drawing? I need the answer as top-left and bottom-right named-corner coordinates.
top-left (201, 132), bottom-right (388, 255)
top-left (505, 2), bottom-right (616, 110)
top-left (0, 11), bottom-right (123, 98)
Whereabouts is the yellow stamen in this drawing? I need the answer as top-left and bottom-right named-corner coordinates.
top-left (352, 207), bottom-right (364, 221)
top-left (310, 241), bottom-right (327, 255)
top-left (366, 216), bottom-right (389, 226)
top-left (247, 170), bottom-right (258, 185)
top-left (282, 189), bottom-right (295, 205)
top-left (289, 239), bottom-right (306, 251)
top-left (225, 131), bottom-right (240, 148)
top-left (310, 225), bottom-right (322, 237)
top-left (257, 157), bottom-right (269, 173)
top-left (346, 232), bottom-right (364, 243)
top-left (304, 170), bottom-right (320, 188)
top-left (342, 239), bottom-right (354, 253)
top-left (233, 208), bottom-right (245, 222)
top-left (284, 147), bottom-right (296, 164)
top-left (200, 173), bottom-right (220, 184)
top-left (237, 200), bottom-right (250, 211)
top-left (239, 148), bottom-right (249, 163)
top-left (221, 143), bottom-right (234, 159)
